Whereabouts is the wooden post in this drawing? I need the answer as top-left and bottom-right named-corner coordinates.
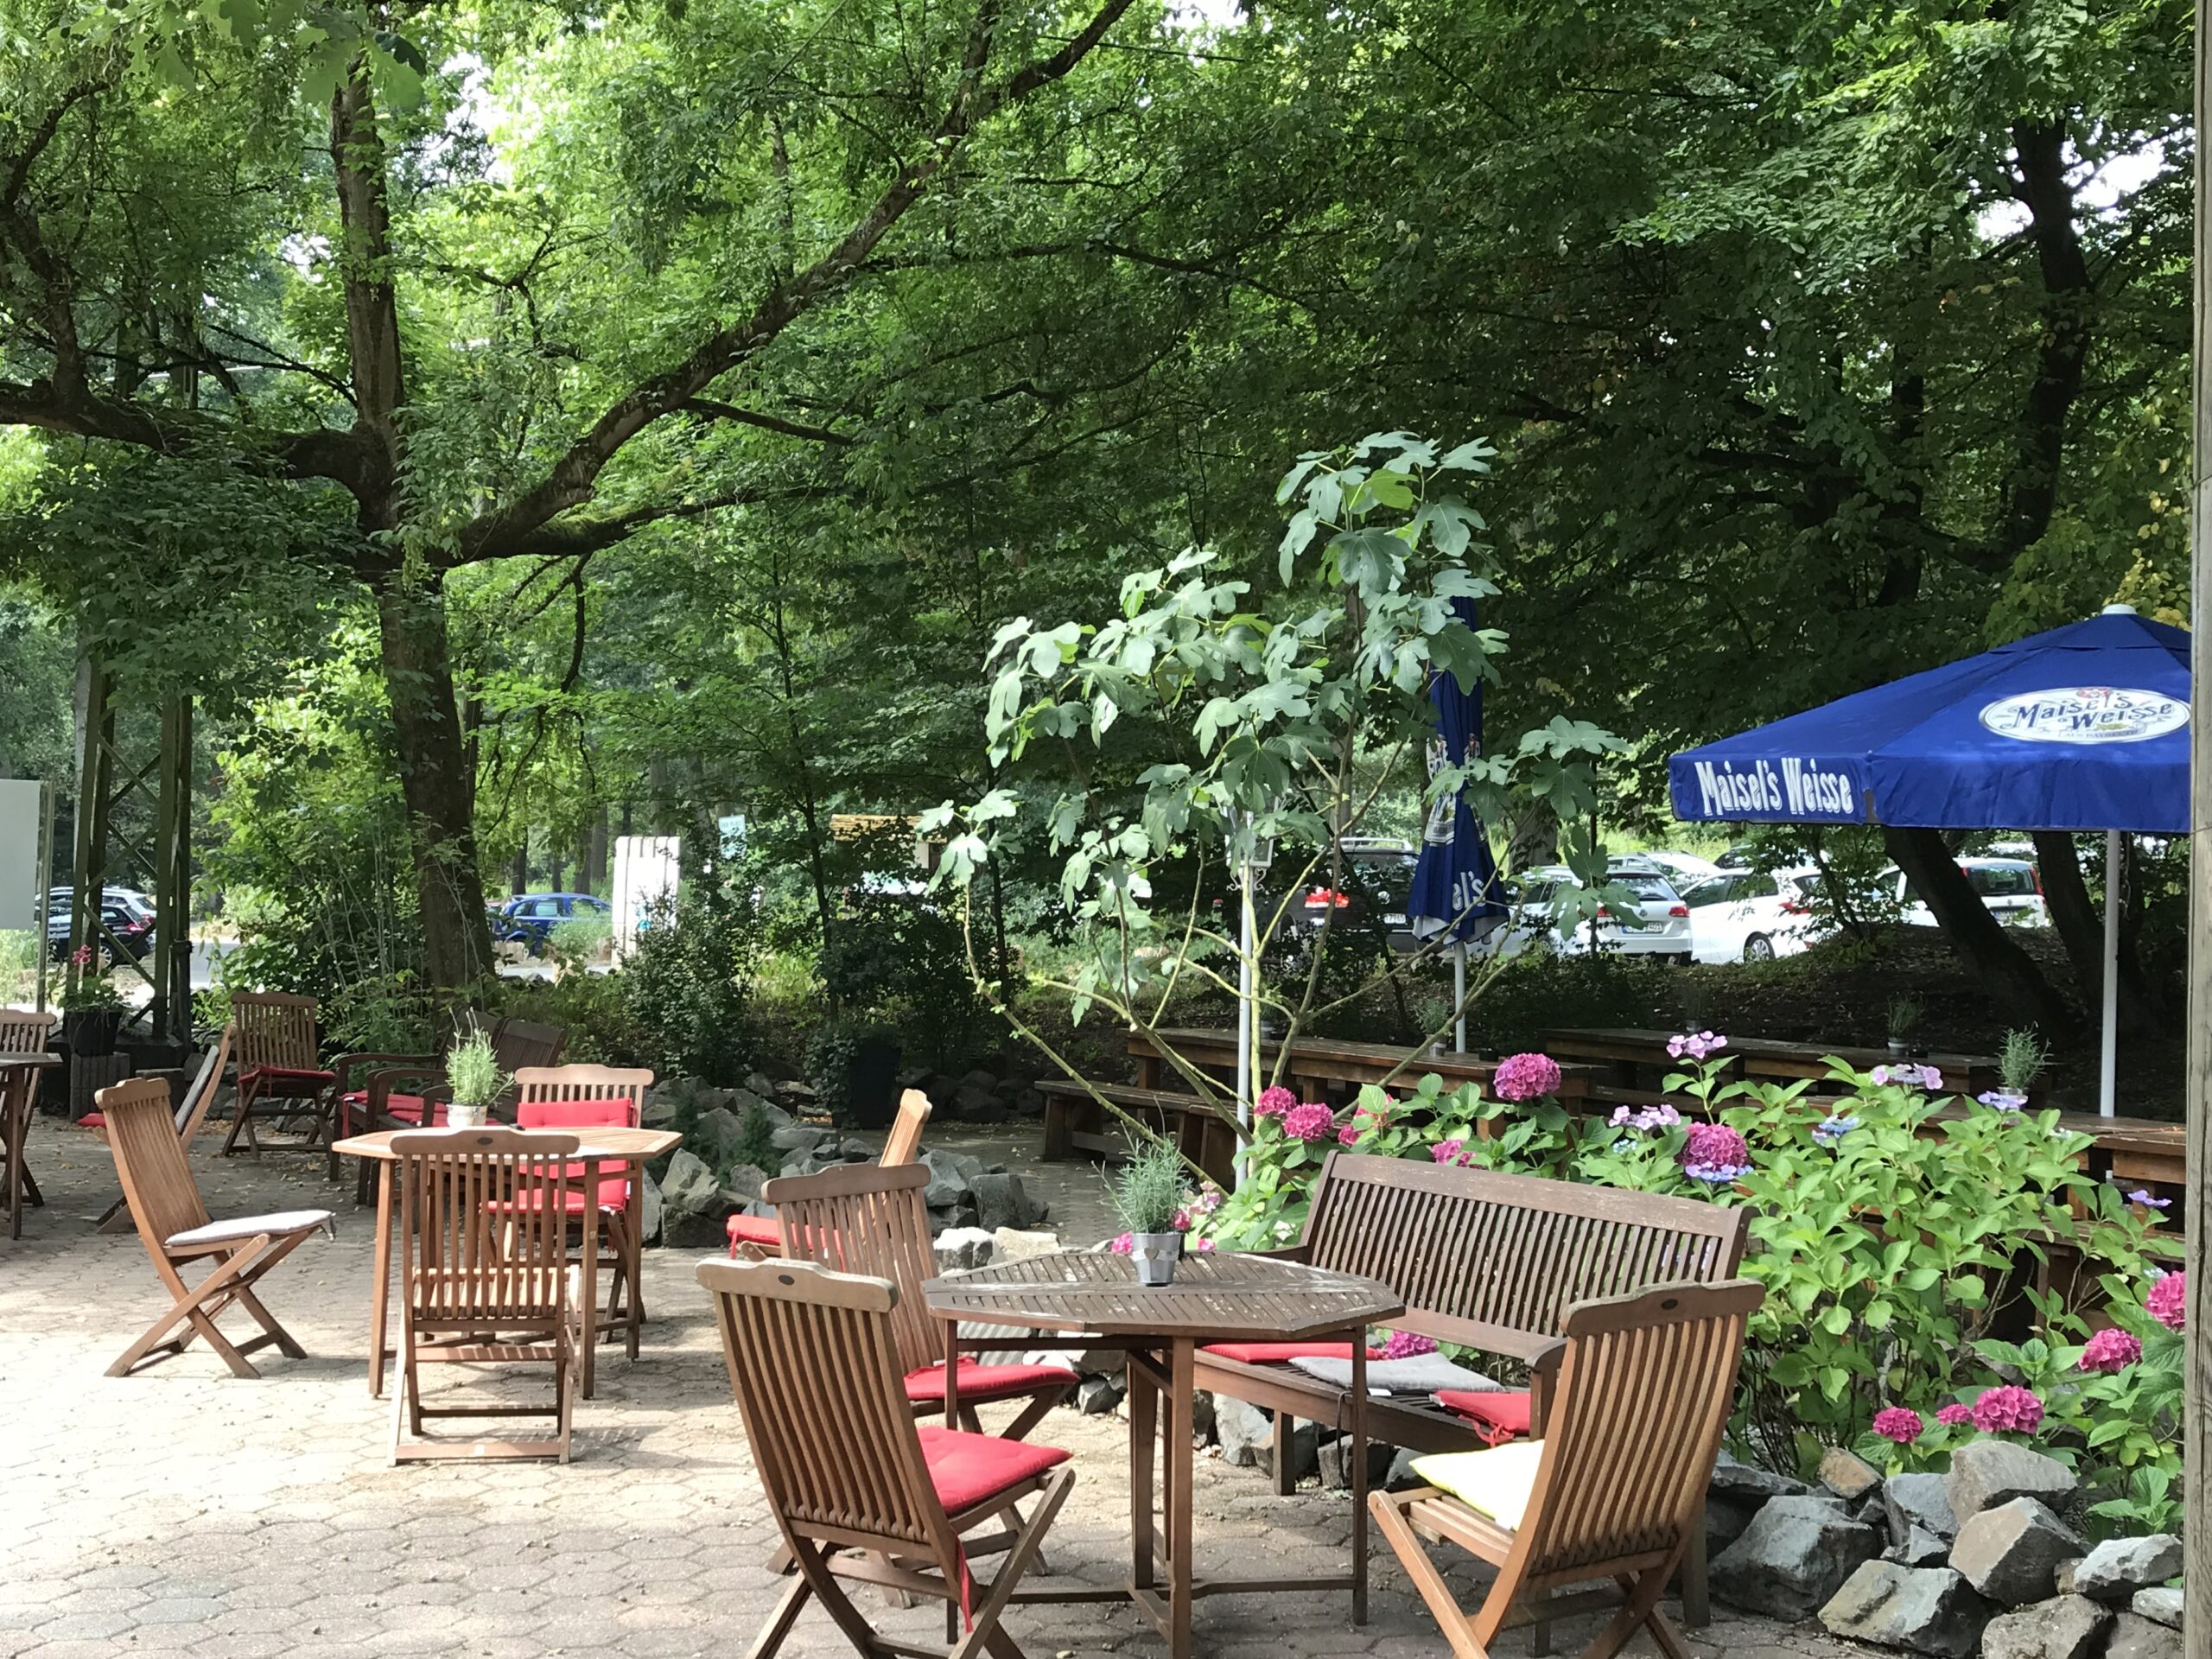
top-left (2188, 3), bottom-right (2209, 1630)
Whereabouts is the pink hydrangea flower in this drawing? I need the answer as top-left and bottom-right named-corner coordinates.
top-left (1109, 1232), bottom-right (1133, 1255)
top-left (1969, 1386), bottom-right (2044, 1434)
top-left (2079, 1328), bottom-right (2143, 1374)
top-left (2147, 1270), bottom-right (2187, 1332)
top-left (1376, 1330), bottom-right (1438, 1361)
top-left (1192, 1184), bottom-right (1224, 1215)
top-left (1429, 1138), bottom-right (1468, 1166)
top-left (1282, 1103), bottom-right (1336, 1142)
top-left (1872, 1408), bottom-right (1923, 1446)
top-left (1338, 1124), bottom-right (1362, 1147)
top-left (1192, 1235), bottom-right (1216, 1252)
top-left (1493, 1052), bottom-right (1561, 1102)
top-left (1255, 1085), bottom-right (1298, 1119)
top-left (1678, 1122), bottom-right (1752, 1185)
top-left (1935, 1403), bottom-right (1974, 1428)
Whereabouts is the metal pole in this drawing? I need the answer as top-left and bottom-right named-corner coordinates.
top-left (2183, 0), bottom-right (2209, 1612)
top-left (1453, 939), bottom-right (1467, 1053)
top-left (1236, 862), bottom-right (1255, 1128)
top-left (2101, 830), bottom-right (2120, 1119)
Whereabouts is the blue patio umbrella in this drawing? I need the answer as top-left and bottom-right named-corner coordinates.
top-left (1667, 603), bottom-right (2189, 1114)
top-left (1408, 601), bottom-right (1510, 1051)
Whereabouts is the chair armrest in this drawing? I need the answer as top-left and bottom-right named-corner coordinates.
top-left (1238, 1244), bottom-right (1313, 1264)
top-left (1527, 1338), bottom-right (1567, 1433)
top-left (330, 1051), bottom-right (440, 1092)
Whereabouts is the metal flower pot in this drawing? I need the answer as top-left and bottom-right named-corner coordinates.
top-left (1129, 1231), bottom-right (1182, 1287)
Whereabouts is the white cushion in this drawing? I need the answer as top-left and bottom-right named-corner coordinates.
top-left (1411, 1440), bottom-right (1547, 1530)
top-left (166, 1210), bottom-right (334, 1250)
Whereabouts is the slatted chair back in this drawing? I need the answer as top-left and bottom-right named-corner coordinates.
top-left (175, 1025), bottom-right (236, 1145)
top-left (880, 1088), bottom-right (933, 1166)
top-left (1511, 1280), bottom-right (1761, 1585)
top-left (512, 1065), bottom-right (652, 1120)
top-left (99, 1078), bottom-right (211, 1250)
top-left (392, 1128), bottom-right (583, 1327)
top-left (231, 991), bottom-right (319, 1072)
top-left (763, 1163), bottom-right (941, 1376)
top-left (492, 1018), bottom-right (568, 1076)
top-left (1297, 1154), bottom-right (1747, 1346)
top-left (698, 1254), bottom-right (961, 1567)
top-left (0, 1008), bottom-right (57, 1053)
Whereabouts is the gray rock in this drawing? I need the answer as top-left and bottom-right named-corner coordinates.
top-left (1190, 1389), bottom-right (1215, 1446)
top-left (1884, 1526), bottom-right (1950, 1569)
top-left (638, 1172), bottom-right (664, 1244)
top-left (957, 1067), bottom-right (998, 1095)
top-left (688, 1105), bottom-right (747, 1168)
top-left (1950, 1498), bottom-right (2087, 1606)
top-left (722, 1163), bottom-right (768, 1204)
top-left (969, 1171), bottom-right (1039, 1232)
top-left (2129, 1587), bottom-right (2182, 1629)
top-left (1821, 1447), bottom-right (1885, 1504)
top-left (950, 1084), bottom-right (1008, 1122)
top-left (769, 1122), bottom-right (828, 1156)
top-left (1315, 1433), bottom-right (1395, 1491)
top-left (920, 1148), bottom-right (985, 1210)
top-left (1710, 1449), bottom-right (1811, 1503)
top-left (659, 1148), bottom-right (719, 1216)
top-left (1978, 1595), bottom-right (2111, 1659)
top-left (1385, 1447), bottom-right (1427, 1492)
top-left (993, 1227), bottom-right (1061, 1262)
top-left (2073, 1535), bottom-right (2183, 1604)
top-left (933, 1227), bottom-right (996, 1272)
top-left (639, 1086), bottom-right (679, 1128)
top-left (1706, 1496), bottom-right (1757, 1554)
top-left (1885, 1471), bottom-right (1960, 1543)
top-left (1817, 1562), bottom-right (1992, 1657)
top-left (1947, 1441), bottom-right (2078, 1525)
top-left (1711, 1494), bottom-right (1883, 1620)
top-left (2104, 1612), bottom-right (2185, 1659)
top-left (1213, 1399), bottom-right (1317, 1480)
top-left (2054, 1558), bottom-right (2083, 1597)
top-left (1075, 1376), bottom-right (1125, 1414)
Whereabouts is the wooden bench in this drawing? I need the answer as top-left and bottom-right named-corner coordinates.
top-left (1037, 1081), bottom-right (1240, 1189)
top-left (1198, 1153), bottom-right (1748, 1627)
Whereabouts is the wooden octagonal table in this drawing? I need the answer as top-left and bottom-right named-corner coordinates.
top-left (0, 1050), bottom-right (61, 1240)
top-left (924, 1249), bottom-right (1404, 1659)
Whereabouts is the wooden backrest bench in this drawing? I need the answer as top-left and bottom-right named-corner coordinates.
top-left (1037, 1080), bottom-right (1239, 1189)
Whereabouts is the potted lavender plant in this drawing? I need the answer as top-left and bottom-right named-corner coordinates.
top-left (442, 1032), bottom-right (508, 1129)
top-left (1113, 1136), bottom-right (1189, 1287)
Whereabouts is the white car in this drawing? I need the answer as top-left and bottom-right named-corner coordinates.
top-left (1680, 868), bottom-right (1824, 963)
top-left (1503, 862), bottom-right (1693, 962)
top-left (1637, 850), bottom-right (1726, 888)
top-left (1879, 858), bottom-right (2048, 929)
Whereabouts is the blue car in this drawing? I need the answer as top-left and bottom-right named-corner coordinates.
top-left (495, 892), bottom-right (612, 954)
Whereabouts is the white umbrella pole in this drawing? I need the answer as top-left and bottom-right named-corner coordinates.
top-left (1236, 862), bottom-right (1255, 1129)
top-left (2101, 830), bottom-right (2121, 1119)
top-left (1454, 940), bottom-right (1468, 1053)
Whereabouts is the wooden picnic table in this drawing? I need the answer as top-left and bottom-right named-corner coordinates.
top-left (332, 1124), bottom-right (679, 1400)
top-left (925, 1249), bottom-right (1404, 1659)
top-left (0, 1051), bottom-right (63, 1240)
top-left (1540, 1026), bottom-right (2005, 1093)
top-left (1128, 1027), bottom-right (1596, 1104)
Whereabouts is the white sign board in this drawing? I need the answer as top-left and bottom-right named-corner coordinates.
top-left (0, 781), bottom-right (41, 932)
top-left (610, 836), bottom-right (679, 959)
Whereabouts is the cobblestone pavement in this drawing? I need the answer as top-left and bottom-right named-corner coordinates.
top-left (0, 1124), bottom-right (1880, 1659)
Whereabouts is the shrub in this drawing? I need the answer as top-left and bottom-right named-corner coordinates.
top-left (819, 893), bottom-right (998, 1070)
top-left (621, 892), bottom-right (761, 1084)
top-left (804, 1015), bottom-right (900, 1128)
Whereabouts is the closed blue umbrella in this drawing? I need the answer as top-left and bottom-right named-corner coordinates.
top-left (1668, 604), bottom-right (2189, 1114)
top-left (1408, 601), bottom-right (1509, 1050)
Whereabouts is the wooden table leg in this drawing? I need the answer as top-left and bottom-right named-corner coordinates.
top-left (622, 1167), bottom-right (645, 1355)
top-left (1350, 1336), bottom-right (1369, 1625)
top-left (580, 1159), bottom-right (601, 1397)
top-left (7, 1066), bottom-right (29, 1240)
top-left (1128, 1346), bottom-right (1157, 1591)
top-left (1166, 1337), bottom-right (1194, 1659)
top-left (367, 1160), bottom-right (394, 1397)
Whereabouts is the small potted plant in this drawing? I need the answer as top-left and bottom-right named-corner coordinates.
top-left (442, 1031), bottom-right (509, 1129)
top-left (1980, 1027), bottom-right (2048, 1113)
top-left (58, 947), bottom-right (126, 1057)
top-left (1113, 1135), bottom-right (1190, 1287)
top-left (1885, 994), bottom-right (1922, 1060)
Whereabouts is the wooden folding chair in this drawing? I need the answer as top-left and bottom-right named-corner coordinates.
top-left (727, 1086), bottom-right (932, 1255)
top-left (0, 1009), bottom-right (57, 1217)
top-left (220, 991), bottom-right (337, 1154)
top-left (81, 1023), bottom-right (235, 1231)
top-left (1370, 1280), bottom-right (1763, 1659)
top-left (391, 1127), bottom-right (589, 1464)
top-left (767, 1161), bottom-right (1077, 1443)
top-left (99, 1077), bottom-right (334, 1378)
top-left (513, 1064), bottom-right (655, 1357)
top-left (696, 1254), bottom-right (1075, 1659)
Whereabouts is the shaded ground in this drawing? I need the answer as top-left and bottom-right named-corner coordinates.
top-left (0, 1127), bottom-right (1884, 1659)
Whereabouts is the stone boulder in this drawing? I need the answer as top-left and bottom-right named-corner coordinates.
top-left (660, 1147), bottom-right (718, 1216)
top-left (638, 1171), bottom-right (664, 1244)
top-left (1821, 1447), bottom-right (1884, 1504)
top-left (1711, 1494), bottom-right (1882, 1620)
top-left (2104, 1612), bottom-right (2185, 1659)
top-left (1214, 1397), bottom-right (1317, 1481)
top-left (933, 1227), bottom-right (996, 1272)
top-left (688, 1105), bottom-right (750, 1169)
top-left (1947, 1442), bottom-right (2078, 1526)
top-left (994, 1227), bottom-right (1062, 1262)
top-left (1884, 1526), bottom-right (1949, 1569)
top-left (1706, 1497), bottom-right (1757, 1555)
top-left (1075, 1376), bottom-right (1125, 1415)
top-left (770, 1122), bottom-right (830, 1159)
top-left (1316, 1433), bottom-right (1395, 1491)
top-left (1710, 1450), bottom-right (1810, 1503)
top-left (2130, 1588), bottom-right (2181, 1629)
top-left (1950, 1498), bottom-right (2087, 1606)
top-left (2072, 1535), bottom-right (2182, 1605)
top-left (1817, 1562), bottom-right (1993, 1657)
top-left (970, 1171), bottom-right (1040, 1231)
top-left (1979, 1595), bottom-right (2112, 1659)
top-left (921, 1148), bottom-right (987, 1211)
top-left (1884, 1471), bottom-right (1960, 1543)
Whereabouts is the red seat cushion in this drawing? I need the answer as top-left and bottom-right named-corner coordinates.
top-left (515, 1100), bottom-right (639, 1202)
top-left (1201, 1341), bottom-right (1380, 1365)
top-left (75, 1111), bottom-right (105, 1128)
top-left (240, 1065), bottom-right (336, 1090)
top-left (914, 1425), bottom-right (1071, 1515)
top-left (485, 1178), bottom-right (632, 1215)
top-left (379, 1095), bottom-right (448, 1128)
top-left (903, 1357), bottom-right (1077, 1406)
top-left (725, 1212), bottom-right (781, 1250)
top-left (1435, 1389), bottom-right (1532, 1447)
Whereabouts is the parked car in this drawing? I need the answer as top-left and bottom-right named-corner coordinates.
top-left (1296, 838), bottom-right (1421, 950)
top-left (494, 892), bottom-right (612, 953)
top-left (1637, 850), bottom-right (1726, 888)
top-left (47, 885), bottom-right (154, 922)
top-left (1502, 861), bottom-right (1693, 963)
top-left (1878, 858), bottom-right (2049, 929)
top-left (1680, 868), bottom-right (1824, 963)
top-left (46, 897), bottom-right (154, 963)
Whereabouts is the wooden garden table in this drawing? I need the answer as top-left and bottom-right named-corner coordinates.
top-left (0, 1051), bottom-right (61, 1240)
top-left (332, 1124), bottom-right (679, 1399)
top-left (923, 1249), bottom-right (1404, 1659)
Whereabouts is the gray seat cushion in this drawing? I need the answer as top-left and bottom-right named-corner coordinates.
top-left (166, 1210), bottom-right (334, 1251)
top-left (1288, 1352), bottom-right (1503, 1396)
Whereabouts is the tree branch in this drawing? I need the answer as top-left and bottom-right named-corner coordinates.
top-left (680, 398), bottom-right (855, 445)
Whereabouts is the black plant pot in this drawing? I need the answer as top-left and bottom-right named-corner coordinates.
top-left (842, 1037), bottom-right (902, 1130)
top-left (65, 1008), bottom-right (122, 1058)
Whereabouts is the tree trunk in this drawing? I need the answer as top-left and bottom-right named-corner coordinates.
top-left (509, 843), bottom-right (527, 896)
top-left (588, 806), bottom-right (608, 891)
top-left (2032, 830), bottom-right (2161, 1035)
top-left (1885, 826), bottom-right (2073, 1033)
top-left (372, 565), bottom-right (493, 989)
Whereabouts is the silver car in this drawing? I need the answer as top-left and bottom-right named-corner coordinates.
top-left (1503, 861), bottom-right (1694, 963)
